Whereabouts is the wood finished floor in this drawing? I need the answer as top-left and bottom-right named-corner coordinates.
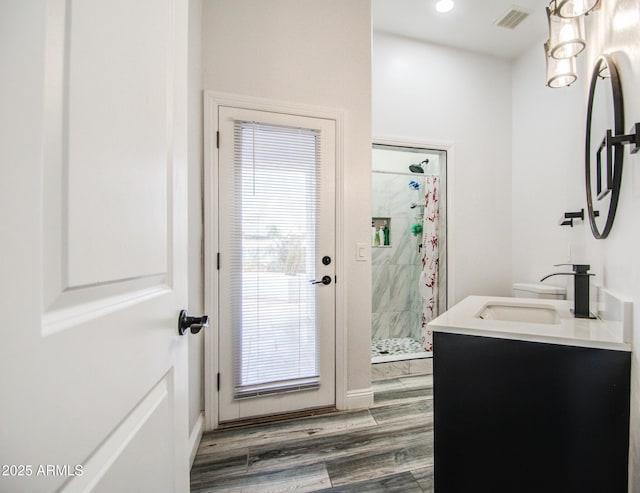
top-left (190, 374), bottom-right (434, 492)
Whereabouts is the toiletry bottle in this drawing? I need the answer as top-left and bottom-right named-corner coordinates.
top-left (383, 221), bottom-right (389, 246)
top-left (374, 227), bottom-right (380, 246)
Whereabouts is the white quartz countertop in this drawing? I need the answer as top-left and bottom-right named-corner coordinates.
top-left (428, 295), bottom-right (631, 352)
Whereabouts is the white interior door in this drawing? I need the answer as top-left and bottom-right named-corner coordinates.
top-left (217, 106), bottom-right (336, 423)
top-left (0, 1), bottom-right (190, 492)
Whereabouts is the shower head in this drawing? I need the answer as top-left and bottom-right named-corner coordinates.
top-left (408, 159), bottom-right (429, 174)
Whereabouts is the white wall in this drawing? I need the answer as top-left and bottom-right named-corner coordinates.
top-left (512, 2), bottom-right (640, 489)
top-left (202, 0), bottom-right (373, 401)
top-left (373, 32), bottom-right (513, 303)
top-left (511, 41), bottom-right (587, 295)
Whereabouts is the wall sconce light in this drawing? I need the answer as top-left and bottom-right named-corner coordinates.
top-left (547, 5), bottom-right (585, 58)
top-left (544, 0), bottom-right (600, 88)
top-left (554, 0), bottom-right (600, 18)
top-left (545, 41), bottom-right (577, 88)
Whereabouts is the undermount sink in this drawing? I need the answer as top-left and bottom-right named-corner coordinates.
top-left (477, 303), bottom-right (561, 325)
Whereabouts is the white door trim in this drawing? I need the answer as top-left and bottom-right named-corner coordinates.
top-left (372, 136), bottom-right (456, 309)
top-left (203, 91), bottom-right (346, 430)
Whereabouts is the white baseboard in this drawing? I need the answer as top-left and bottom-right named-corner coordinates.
top-left (188, 412), bottom-right (204, 468)
top-left (346, 387), bottom-right (374, 410)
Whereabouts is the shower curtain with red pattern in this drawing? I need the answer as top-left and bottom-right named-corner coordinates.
top-left (420, 176), bottom-right (440, 352)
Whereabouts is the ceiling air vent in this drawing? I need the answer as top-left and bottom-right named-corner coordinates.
top-left (494, 6), bottom-right (532, 30)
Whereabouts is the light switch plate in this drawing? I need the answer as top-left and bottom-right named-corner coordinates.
top-left (356, 242), bottom-right (368, 261)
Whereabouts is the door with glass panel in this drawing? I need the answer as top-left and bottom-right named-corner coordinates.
top-left (217, 107), bottom-right (336, 422)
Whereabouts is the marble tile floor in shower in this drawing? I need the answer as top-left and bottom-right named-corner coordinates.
top-left (190, 374), bottom-right (434, 492)
top-left (371, 337), bottom-right (423, 358)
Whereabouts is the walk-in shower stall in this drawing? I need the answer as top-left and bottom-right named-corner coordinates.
top-left (371, 144), bottom-right (447, 366)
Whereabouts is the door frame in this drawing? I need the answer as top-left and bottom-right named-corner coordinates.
top-left (372, 136), bottom-right (457, 309)
top-left (203, 91), bottom-right (346, 430)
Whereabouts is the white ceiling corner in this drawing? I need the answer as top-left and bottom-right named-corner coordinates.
top-left (372, 0), bottom-right (549, 60)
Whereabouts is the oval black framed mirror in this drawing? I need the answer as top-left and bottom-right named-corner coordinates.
top-left (585, 54), bottom-right (624, 239)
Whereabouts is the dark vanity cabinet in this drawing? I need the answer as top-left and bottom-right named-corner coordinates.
top-left (433, 332), bottom-right (631, 493)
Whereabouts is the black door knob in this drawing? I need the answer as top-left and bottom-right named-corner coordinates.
top-left (178, 310), bottom-right (209, 336)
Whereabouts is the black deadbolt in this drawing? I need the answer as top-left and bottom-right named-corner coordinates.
top-left (322, 256), bottom-right (332, 265)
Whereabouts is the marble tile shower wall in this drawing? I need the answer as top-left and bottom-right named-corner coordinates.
top-left (372, 173), bottom-right (424, 341)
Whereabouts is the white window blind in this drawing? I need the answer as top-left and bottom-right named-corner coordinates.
top-left (231, 120), bottom-right (321, 399)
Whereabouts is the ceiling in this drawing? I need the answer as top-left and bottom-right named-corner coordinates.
top-left (372, 0), bottom-right (549, 60)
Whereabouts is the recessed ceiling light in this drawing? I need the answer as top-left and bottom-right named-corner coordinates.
top-left (435, 0), bottom-right (454, 13)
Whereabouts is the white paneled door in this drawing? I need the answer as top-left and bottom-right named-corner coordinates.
top-left (0, 1), bottom-right (190, 492)
top-left (217, 107), bottom-right (336, 423)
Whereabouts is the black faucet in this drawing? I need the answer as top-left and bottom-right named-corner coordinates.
top-left (540, 264), bottom-right (594, 319)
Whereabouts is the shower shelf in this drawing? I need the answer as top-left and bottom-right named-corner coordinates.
top-left (372, 217), bottom-right (391, 247)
